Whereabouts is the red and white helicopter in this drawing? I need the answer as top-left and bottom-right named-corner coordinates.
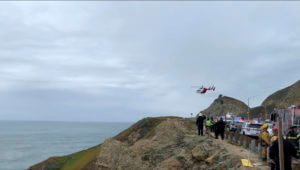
top-left (192, 85), bottom-right (216, 94)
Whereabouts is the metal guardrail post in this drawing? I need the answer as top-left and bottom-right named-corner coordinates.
top-left (246, 137), bottom-right (251, 149)
top-left (250, 140), bottom-right (255, 152)
top-left (257, 143), bottom-right (261, 156)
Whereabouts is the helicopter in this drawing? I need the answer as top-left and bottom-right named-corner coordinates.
top-left (192, 85), bottom-right (216, 94)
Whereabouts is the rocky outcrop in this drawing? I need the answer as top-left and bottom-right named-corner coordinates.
top-left (202, 95), bottom-right (249, 117)
top-left (95, 138), bottom-right (150, 170)
top-left (95, 119), bottom-right (189, 169)
top-left (92, 118), bottom-right (243, 170)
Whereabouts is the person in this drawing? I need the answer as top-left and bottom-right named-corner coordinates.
top-left (205, 118), bottom-right (212, 134)
top-left (259, 124), bottom-right (269, 161)
top-left (196, 113), bottom-right (205, 136)
top-left (271, 127), bottom-right (278, 145)
top-left (270, 127), bottom-right (278, 170)
top-left (210, 118), bottom-right (215, 132)
top-left (269, 138), bottom-right (299, 170)
top-left (286, 126), bottom-right (299, 152)
top-left (215, 117), bottom-right (226, 140)
top-left (298, 133), bottom-right (300, 156)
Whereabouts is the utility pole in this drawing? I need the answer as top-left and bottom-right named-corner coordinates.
top-left (264, 105), bottom-right (267, 121)
top-left (246, 96), bottom-right (258, 122)
top-left (247, 98), bottom-right (250, 121)
top-left (291, 105), bottom-right (295, 126)
top-left (278, 116), bottom-right (284, 170)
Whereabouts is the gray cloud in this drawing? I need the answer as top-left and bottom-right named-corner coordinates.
top-left (0, 2), bottom-right (299, 121)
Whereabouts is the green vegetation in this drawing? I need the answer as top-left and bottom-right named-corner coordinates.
top-left (28, 144), bottom-right (101, 170)
top-left (60, 144), bottom-right (101, 170)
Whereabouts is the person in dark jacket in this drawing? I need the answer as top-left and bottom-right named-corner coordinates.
top-left (286, 126), bottom-right (299, 151)
top-left (210, 118), bottom-right (215, 132)
top-left (269, 138), bottom-right (299, 170)
top-left (215, 118), bottom-right (226, 140)
top-left (196, 113), bottom-right (205, 136)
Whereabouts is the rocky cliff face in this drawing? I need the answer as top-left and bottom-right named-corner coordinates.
top-left (29, 117), bottom-right (244, 170)
top-left (262, 80), bottom-right (300, 109)
top-left (201, 80), bottom-right (300, 119)
top-left (202, 95), bottom-right (249, 117)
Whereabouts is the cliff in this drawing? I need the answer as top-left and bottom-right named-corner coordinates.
top-left (262, 80), bottom-right (300, 109)
top-left (201, 80), bottom-right (300, 119)
top-left (201, 95), bottom-right (249, 117)
top-left (28, 81), bottom-right (300, 170)
top-left (28, 117), bottom-right (245, 170)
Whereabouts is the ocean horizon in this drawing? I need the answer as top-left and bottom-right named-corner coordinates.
top-left (0, 120), bottom-right (132, 170)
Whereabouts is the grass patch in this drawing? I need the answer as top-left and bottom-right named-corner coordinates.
top-left (29, 144), bottom-right (102, 170)
top-left (60, 144), bottom-right (101, 170)
top-left (28, 156), bottom-right (65, 170)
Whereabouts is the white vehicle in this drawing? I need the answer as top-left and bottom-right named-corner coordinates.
top-left (240, 123), bottom-right (262, 137)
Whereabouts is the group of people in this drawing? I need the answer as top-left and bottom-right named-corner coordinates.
top-left (259, 124), bottom-right (299, 170)
top-left (197, 114), bottom-right (300, 170)
top-left (196, 113), bottom-right (226, 140)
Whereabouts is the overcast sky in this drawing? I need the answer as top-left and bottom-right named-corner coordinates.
top-left (0, 2), bottom-right (299, 122)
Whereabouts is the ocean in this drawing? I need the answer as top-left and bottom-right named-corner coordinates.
top-left (0, 121), bottom-right (132, 170)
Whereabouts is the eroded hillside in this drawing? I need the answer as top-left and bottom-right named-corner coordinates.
top-left (262, 80), bottom-right (300, 109)
top-left (29, 117), bottom-right (246, 170)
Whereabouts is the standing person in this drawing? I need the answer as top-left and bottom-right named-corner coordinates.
top-left (210, 118), bottom-right (215, 132)
top-left (196, 113), bottom-right (205, 136)
top-left (269, 138), bottom-right (299, 170)
top-left (215, 118), bottom-right (226, 140)
top-left (298, 133), bottom-right (300, 156)
top-left (270, 127), bottom-right (278, 170)
top-left (270, 127), bottom-right (278, 145)
top-left (259, 124), bottom-right (270, 161)
top-left (205, 118), bottom-right (212, 135)
top-left (214, 118), bottom-right (218, 138)
top-left (286, 126), bottom-right (299, 152)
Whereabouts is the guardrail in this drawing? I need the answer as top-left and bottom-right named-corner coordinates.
top-left (225, 131), bottom-right (261, 155)
top-left (224, 131), bottom-right (300, 169)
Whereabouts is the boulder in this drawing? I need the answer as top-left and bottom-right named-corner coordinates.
top-left (192, 145), bottom-right (209, 161)
top-left (156, 157), bottom-right (182, 170)
top-left (95, 138), bottom-right (150, 170)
